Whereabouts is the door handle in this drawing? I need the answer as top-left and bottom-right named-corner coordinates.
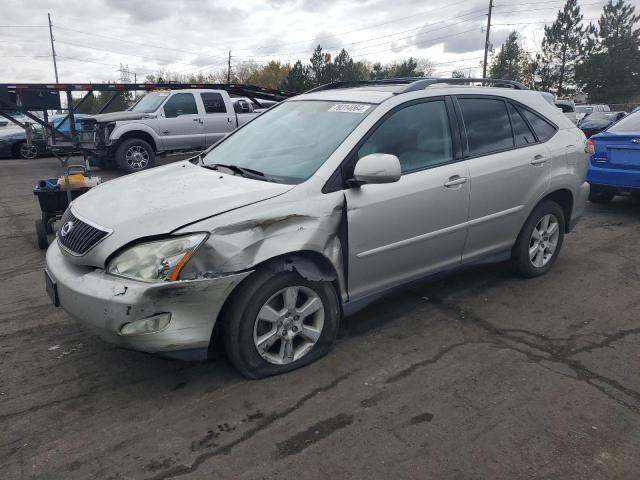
top-left (192, 118), bottom-right (199, 121)
top-left (444, 175), bottom-right (468, 188)
top-left (531, 154), bottom-right (547, 166)
top-left (227, 117), bottom-right (232, 124)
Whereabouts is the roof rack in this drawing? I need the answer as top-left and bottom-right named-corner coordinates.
top-left (305, 77), bottom-right (528, 95)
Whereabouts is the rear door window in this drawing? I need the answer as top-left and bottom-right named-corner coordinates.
top-left (520, 108), bottom-right (557, 142)
top-left (163, 93), bottom-right (198, 118)
top-left (508, 103), bottom-right (536, 146)
top-left (458, 98), bottom-right (513, 156)
top-left (200, 93), bottom-right (227, 114)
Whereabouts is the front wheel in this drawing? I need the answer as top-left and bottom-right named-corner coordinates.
top-left (511, 201), bottom-right (565, 278)
top-left (115, 138), bottom-right (155, 173)
top-left (222, 269), bottom-right (340, 379)
top-left (15, 141), bottom-right (39, 159)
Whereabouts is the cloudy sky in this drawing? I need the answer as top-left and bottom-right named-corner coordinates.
top-left (0, 0), bottom-right (626, 83)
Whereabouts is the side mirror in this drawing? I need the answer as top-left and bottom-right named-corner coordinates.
top-left (351, 153), bottom-right (401, 186)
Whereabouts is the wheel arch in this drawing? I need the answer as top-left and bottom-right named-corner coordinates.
top-left (539, 188), bottom-right (574, 232)
top-left (116, 130), bottom-right (157, 153)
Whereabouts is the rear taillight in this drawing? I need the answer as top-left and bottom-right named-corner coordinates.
top-left (585, 139), bottom-right (595, 154)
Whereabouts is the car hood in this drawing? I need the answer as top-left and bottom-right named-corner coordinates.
top-left (579, 120), bottom-right (611, 129)
top-left (86, 111), bottom-right (154, 123)
top-left (66, 161), bottom-right (295, 266)
top-left (0, 127), bottom-right (25, 139)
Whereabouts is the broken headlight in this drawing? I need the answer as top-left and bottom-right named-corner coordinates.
top-left (106, 233), bottom-right (207, 283)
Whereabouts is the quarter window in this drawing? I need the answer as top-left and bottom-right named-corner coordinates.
top-left (163, 93), bottom-right (198, 118)
top-left (520, 108), bottom-right (557, 142)
top-left (200, 93), bottom-right (227, 114)
top-left (508, 103), bottom-right (536, 146)
top-left (356, 100), bottom-right (453, 173)
top-left (458, 98), bottom-right (513, 156)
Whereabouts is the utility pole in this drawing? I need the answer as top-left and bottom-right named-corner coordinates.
top-left (482, 0), bottom-right (493, 79)
top-left (48, 13), bottom-right (59, 83)
top-left (227, 50), bottom-right (231, 83)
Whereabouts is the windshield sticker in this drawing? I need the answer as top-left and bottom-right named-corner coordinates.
top-left (328, 103), bottom-right (371, 113)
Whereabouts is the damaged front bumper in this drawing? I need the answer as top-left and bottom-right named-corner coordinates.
top-left (45, 242), bottom-right (250, 359)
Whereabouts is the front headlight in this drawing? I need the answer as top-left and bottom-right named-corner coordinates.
top-left (106, 233), bottom-right (207, 283)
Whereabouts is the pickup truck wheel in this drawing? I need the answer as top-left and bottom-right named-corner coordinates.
top-left (222, 269), bottom-right (340, 379)
top-left (115, 138), bottom-right (155, 173)
top-left (511, 200), bottom-right (565, 278)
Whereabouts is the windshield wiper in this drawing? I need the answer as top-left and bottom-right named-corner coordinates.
top-left (203, 163), bottom-right (270, 181)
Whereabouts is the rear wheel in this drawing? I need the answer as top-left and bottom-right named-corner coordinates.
top-left (511, 201), bottom-right (565, 278)
top-left (589, 186), bottom-right (615, 203)
top-left (115, 138), bottom-right (155, 173)
top-left (222, 269), bottom-right (340, 379)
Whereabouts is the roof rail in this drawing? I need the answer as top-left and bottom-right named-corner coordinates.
top-left (395, 77), bottom-right (528, 94)
top-left (305, 77), bottom-right (427, 94)
top-left (304, 77), bottom-right (528, 95)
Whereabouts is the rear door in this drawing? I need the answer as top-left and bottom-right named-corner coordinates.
top-left (154, 92), bottom-right (204, 150)
top-left (456, 96), bottom-right (554, 262)
top-left (200, 92), bottom-right (235, 146)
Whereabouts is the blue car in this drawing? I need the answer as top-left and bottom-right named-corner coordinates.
top-left (586, 111), bottom-right (640, 203)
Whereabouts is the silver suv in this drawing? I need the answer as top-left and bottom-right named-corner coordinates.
top-left (45, 78), bottom-right (590, 378)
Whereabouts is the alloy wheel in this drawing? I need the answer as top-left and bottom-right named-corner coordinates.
top-left (20, 143), bottom-right (38, 159)
top-left (529, 213), bottom-right (560, 268)
top-left (253, 285), bottom-right (325, 365)
top-left (125, 145), bottom-right (150, 170)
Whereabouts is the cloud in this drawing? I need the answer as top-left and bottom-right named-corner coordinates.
top-left (308, 31), bottom-right (343, 52)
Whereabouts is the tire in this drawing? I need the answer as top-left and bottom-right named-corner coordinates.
top-left (15, 141), bottom-right (39, 160)
top-left (35, 219), bottom-right (49, 250)
top-left (42, 212), bottom-right (55, 234)
top-left (115, 138), bottom-right (155, 173)
top-left (589, 186), bottom-right (615, 204)
top-left (222, 268), bottom-right (340, 379)
top-left (511, 200), bottom-right (565, 278)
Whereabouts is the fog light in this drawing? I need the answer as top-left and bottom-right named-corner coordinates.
top-left (119, 313), bottom-right (171, 335)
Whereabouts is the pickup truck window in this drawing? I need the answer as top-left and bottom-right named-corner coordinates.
top-left (202, 100), bottom-right (374, 184)
top-left (164, 93), bottom-right (198, 118)
top-left (200, 93), bottom-right (227, 114)
top-left (130, 92), bottom-right (170, 113)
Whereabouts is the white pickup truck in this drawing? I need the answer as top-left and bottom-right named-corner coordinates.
top-left (81, 89), bottom-right (261, 172)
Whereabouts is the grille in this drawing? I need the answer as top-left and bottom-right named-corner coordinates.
top-left (57, 208), bottom-right (110, 256)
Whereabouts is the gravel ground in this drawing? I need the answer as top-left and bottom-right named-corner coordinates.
top-left (1, 155), bottom-right (639, 480)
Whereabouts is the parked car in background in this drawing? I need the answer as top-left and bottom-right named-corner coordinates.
top-left (576, 104), bottom-right (610, 122)
top-left (80, 89), bottom-right (261, 173)
top-left (577, 111), bottom-right (626, 138)
top-left (0, 115), bottom-right (87, 159)
top-left (555, 99), bottom-right (577, 124)
top-left (45, 78), bottom-right (589, 378)
top-left (0, 125), bottom-right (46, 159)
top-left (586, 111), bottom-right (640, 203)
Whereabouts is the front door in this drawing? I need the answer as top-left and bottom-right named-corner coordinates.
top-left (155, 92), bottom-right (205, 151)
top-left (344, 99), bottom-right (470, 300)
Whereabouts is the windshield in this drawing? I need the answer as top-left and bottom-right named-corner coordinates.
top-left (576, 106), bottom-right (594, 114)
top-left (608, 112), bottom-right (640, 134)
top-left (202, 100), bottom-right (374, 183)
top-left (130, 92), bottom-right (170, 113)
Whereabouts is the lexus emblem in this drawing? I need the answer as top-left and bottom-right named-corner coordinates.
top-left (632, 138), bottom-right (640, 144)
top-left (60, 221), bottom-right (75, 237)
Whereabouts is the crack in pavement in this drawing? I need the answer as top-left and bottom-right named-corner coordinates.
top-left (423, 295), bottom-right (640, 416)
top-left (148, 370), bottom-right (358, 480)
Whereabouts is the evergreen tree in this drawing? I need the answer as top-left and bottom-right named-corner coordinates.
top-left (576, 0), bottom-right (640, 102)
top-left (284, 60), bottom-right (312, 92)
top-left (536, 0), bottom-right (588, 96)
top-left (489, 31), bottom-right (533, 85)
